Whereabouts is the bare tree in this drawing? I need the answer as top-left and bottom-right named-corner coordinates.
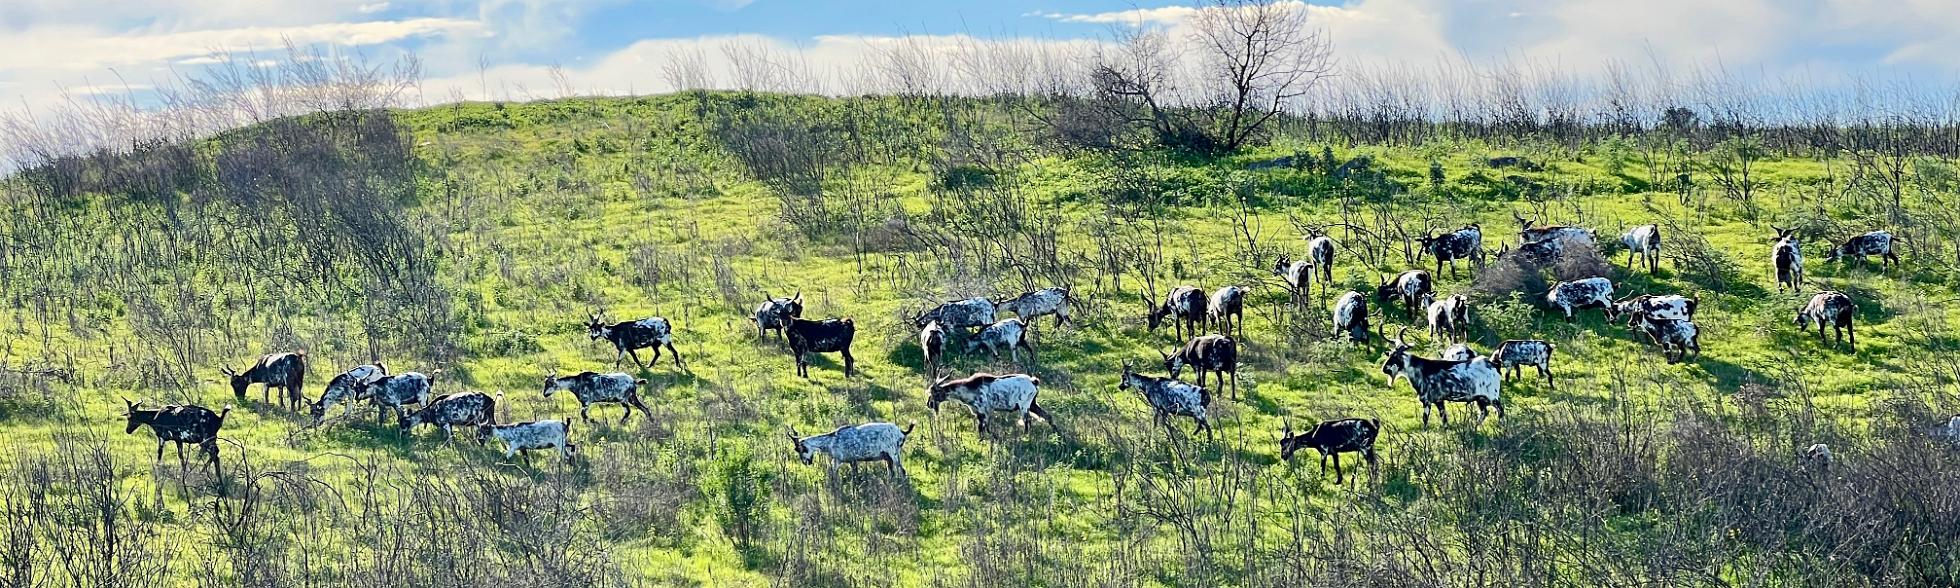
top-left (1187, 0), bottom-right (1335, 151)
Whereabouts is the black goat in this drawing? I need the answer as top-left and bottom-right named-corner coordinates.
top-left (224, 351), bottom-right (307, 411)
top-left (787, 317), bottom-right (856, 378)
top-left (586, 313), bottom-right (683, 370)
top-left (1163, 335), bottom-right (1239, 401)
top-left (1147, 286), bottom-right (1208, 340)
top-left (123, 399), bottom-right (231, 477)
top-left (1280, 417), bottom-right (1381, 485)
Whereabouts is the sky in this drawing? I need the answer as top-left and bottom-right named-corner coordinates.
top-left (4, 0), bottom-right (1960, 116)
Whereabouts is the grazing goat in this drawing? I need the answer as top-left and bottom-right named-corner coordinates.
top-left (1546, 277), bottom-right (1616, 322)
top-left (225, 351), bottom-right (307, 411)
top-left (478, 420), bottom-right (575, 465)
top-left (542, 370), bottom-right (653, 424)
top-left (928, 373), bottom-right (1055, 436)
top-left (913, 298), bottom-right (996, 331)
top-left (1333, 291), bottom-right (1372, 344)
top-left (1612, 294), bottom-right (1697, 326)
top-left (919, 320), bottom-right (946, 379)
top-left (1147, 286), bottom-right (1208, 340)
top-left (1375, 270), bottom-right (1433, 320)
top-left (123, 399), bottom-right (230, 477)
top-left (1280, 417), bottom-right (1381, 485)
top-left (997, 288), bottom-right (1072, 328)
top-left (1772, 226), bottom-right (1804, 292)
top-left (309, 361), bottom-right (387, 424)
top-left (1632, 315), bottom-right (1702, 364)
top-left (1495, 237), bottom-right (1563, 266)
top-left (1796, 291), bottom-right (1856, 351)
top-left (1382, 328), bottom-right (1504, 428)
top-left (1305, 233), bottom-right (1336, 288)
top-left (1273, 254), bottom-right (1314, 306)
top-left (1119, 364), bottom-right (1213, 441)
top-left (586, 314), bottom-right (683, 370)
top-left (967, 318), bottom-right (1035, 364)
top-left (358, 371), bottom-right (433, 423)
top-left (1207, 285), bottom-right (1247, 338)
top-left (1489, 340), bottom-right (1555, 387)
top-left (1441, 343), bottom-right (1479, 361)
top-left (1620, 224), bottom-right (1662, 273)
top-left (1425, 293), bottom-right (1470, 343)
top-left (753, 292), bottom-right (803, 341)
top-left (787, 317), bottom-right (857, 377)
top-left (1514, 212), bottom-right (1597, 249)
top-left (1418, 224), bottom-right (1483, 278)
top-left (1827, 230), bottom-right (1900, 270)
top-left (788, 422), bottom-right (915, 477)
top-left (1163, 335), bottom-right (1239, 401)
top-left (400, 391), bottom-right (496, 440)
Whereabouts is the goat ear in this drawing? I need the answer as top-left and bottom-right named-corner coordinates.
top-left (1282, 416), bottom-right (1293, 438)
top-left (792, 291), bottom-right (801, 302)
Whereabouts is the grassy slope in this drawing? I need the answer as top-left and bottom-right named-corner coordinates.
top-left (9, 93), bottom-right (1958, 585)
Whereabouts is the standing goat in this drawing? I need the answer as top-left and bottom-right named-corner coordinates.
top-left (1163, 335), bottom-right (1239, 401)
top-left (1612, 294), bottom-right (1697, 326)
top-left (1796, 291), bottom-right (1857, 351)
top-left (928, 373), bottom-right (1056, 436)
top-left (1147, 286), bottom-right (1208, 340)
top-left (967, 318), bottom-right (1035, 364)
top-left (1207, 285), bottom-right (1247, 338)
top-left (788, 422), bottom-right (915, 477)
top-left (309, 361), bottom-right (387, 424)
top-left (1772, 226), bottom-right (1804, 292)
top-left (1546, 277), bottom-right (1616, 322)
top-left (123, 399), bottom-right (230, 477)
top-left (997, 288), bottom-right (1072, 328)
top-left (913, 298), bottom-right (996, 331)
top-left (1826, 230), bottom-right (1900, 270)
top-left (586, 314), bottom-right (683, 370)
top-left (1119, 364), bottom-right (1213, 441)
top-left (1425, 293), bottom-right (1470, 343)
top-left (358, 371), bottom-right (433, 423)
top-left (1280, 417), bottom-right (1381, 485)
top-left (1620, 224), bottom-right (1662, 273)
top-left (225, 351), bottom-right (307, 411)
top-left (787, 317), bottom-right (857, 377)
top-left (752, 292), bottom-right (803, 342)
top-left (1333, 291), bottom-right (1372, 344)
top-left (1488, 340), bottom-right (1555, 387)
top-left (1418, 224), bottom-right (1483, 278)
top-left (479, 420), bottom-right (576, 465)
top-left (400, 391), bottom-right (496, 440)
top-left (1273, 254), bottom-right (1314, 307)
top-left (1305, 233), bottom-right (1336, 292)
top-left (1382, 328), bottom-right (1504, 428)
top-left (1375, 270), bottom-right (1433, 320)
top-left (919, 320), bottom-right (946, 379)
top-left (1632, 315), bottom-right (1702, 363)
top-left (542, 370), bottom-right (654, 424)
top-left (1514, 212), bottom-right (1597, 249)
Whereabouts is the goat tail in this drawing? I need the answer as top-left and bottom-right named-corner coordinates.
top-left (1028, 376), bottom-right (1042, 386)
top-left (902, 421), bottom-right (917, 437)
top-left (1370, 417), bottom-right (1382, 431)
top-left (635, 378), bottom-right (649, 386)
top-left (218, 405), bottom-right (234, 422)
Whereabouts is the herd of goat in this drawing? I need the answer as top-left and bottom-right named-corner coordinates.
top-left (121, 215), bottom-right (1942, 485)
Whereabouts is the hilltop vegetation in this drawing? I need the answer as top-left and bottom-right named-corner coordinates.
top-left (1, 90), bottom-right (1959, 587)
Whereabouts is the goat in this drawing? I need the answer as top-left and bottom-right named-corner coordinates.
top-left (1489, 340), bottom-right (1555, 387)
top-left (913, 298), bottom-right (996, 331)
top-left (1620, 224), bottom-right (1662, 273)
top-left (1804, 443), bottom-right (1834, 470)
top-left (586, 314), bottom-right (683, 370)
top-left (1441, 343), bottom-right (1479, 361)
top-left (1418, 224), bottom-right (1483, 278)
top-left (1280, 417), bottom-right (1381, 485)
top-left (1119, 363), bottom-right (1213, 441)
top-left (224, 351), bottom-right (307, 411)
top-left (928, 373), bottom-right (1055, 436)
top-left (1546, 277), bottom-right (1616, 322)
top-left (123, 399), bottom-right (230, 477)
top-left (788, 422), bottom-right (915, 477)
top-left (787, 317), bottom-right (857, 377)
top-left (1147, 286), bottom-right (1208, 340)
top-left (1425, 293), bottom-right (1470, 343)
top-left (920, 320), bottom-right (946, 379)
top-left (967, 318), bottom-right (1035, 364)
top-left (478, 420), bottom-right (576, 465)
top-left (542, 370), bottom-right (653, 424)
top-left (1772, 225), bottom-right (1804, 292)
top-left (1163, 335), bottom-right (1239, 401)
top-left (1514, 211), bottom-right (1597, 249)
top-left (1333, 291), bottom-right (1372, 344)
top-left (1612, 294), bottom-right (1697, 326)
top-left (1494, 237), bottom-right (1563, 266)
top-left (400, 391), bottom-right (496, 440)
top-left (1826, 230), bottom-right (1900, 270)
top-left (1632, 314), bottom-right (1702, 364)
top-left (1375, 270), bottom-right (1433, 320)
top-left (1207, 285), bottom-right (1247, 338)
top-left (309, 361), bottom-right (387, 424)
top-left (1382, 328), bottom-right (1504, 428)
top-left (1305, 233), bottom-right (1336, 289)
top-left (357, 371), bottom-right (433, 423)
top-left (752, 292), bottom-right (803, 341)
top-left (1273, 254), bottom-right (1314, 306)
top-left (1796, 291), bottom-right (1856, 351)
top-left (997, 287), bottom-right (1072, 328)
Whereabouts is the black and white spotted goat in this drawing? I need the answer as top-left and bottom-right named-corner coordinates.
top-left (1333, 291), bottom-right (1373, 344)
top-left (225, 351), bottom-right (308, 411)
top-left (1631, 314), bottom-right (1702, 364)
top-left (1796, 291), bottom-right (1857, 351)
top-left (123, 399), bottom-right (231, 477)
top-left (1488, 340), bottom-right (1555, 387)
top-left (478, 419), bottom-right (576, 465)
top-left (586, 313), bottom-right (683, 370)
top-left (1280, 417), bottom-right (1381, 485)
top-left (1772, 225), bottom-right (1805, 292)
top-left (1163, 334), bottom-right (1240, 401)
top-left (1375, 270), bottom-right (1434, 320)
top-left (1425, 293), bottom-right (1470, 343)
top-left (1514, 211), bottom-right (1597, 249)
top-left (752, 292), bottom-right (803, 342)
top-left (1207, 285), bottom-right (1247, 338)
top-left (1273, 254), bottom-right (1315, 306)
top-left (967, 318), bottom-right (1035, 364)
top-left (1495, 237), bottom-right (1564, 266)
top-left (919, 320), bottom-right (946, 378)
top-left (1304, 232), bottom-right (1336, 292)
top-left (400, 391), bottom-right (496, 440)
top-left (1620, 223), bottom-right (1663, 273)
top-left (1612, 294), bottom-right (1697, 327)
top-left (912, 297), bottom-right (996, 331)
top-left (541, 370), bottom-right (653, 424)
top-left (1418, 224), bottom-right (1483, 278)
top-left (1382, 328), bottom-right (1504, 428)
top-left (996, 287), bottom-right (1072, 328)
top-left (787, 317), bottom-right (857, 378)
top-left (358, 371), bottom-right (434, 423)
top-left (1119, 363), bottom-right (1213, 441)
top-left (1441, 343), bottom-right (1480, 361)
top-left (1147, 286), bottom-right (1209, 340)
top-left (788, 422), bottom-right (915, 477)
top-left (309, 361), bottom-right (387, 424)
top-left (1826, 230), bottom-right (1901, 270)
top-left (928, 373), bottom-right (1056, 436)
top-left (1546, 277), bottom-right (1617, 322)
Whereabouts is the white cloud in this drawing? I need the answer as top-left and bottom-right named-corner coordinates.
top-left (0, 18), bottom-right (484, 73)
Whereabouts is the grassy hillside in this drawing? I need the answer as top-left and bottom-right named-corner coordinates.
top-left (1, 92), bottom-right (1958, 586)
